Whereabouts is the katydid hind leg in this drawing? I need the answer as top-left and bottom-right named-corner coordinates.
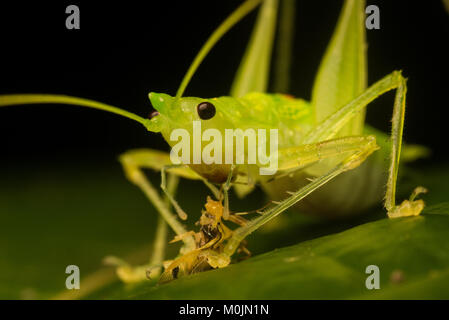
top-left (304, 71), bottom-right (426, 218)
top-left (225, 137), bottom-right (380, 256)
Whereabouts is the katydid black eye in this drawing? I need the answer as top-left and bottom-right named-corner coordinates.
top-left (197, 102), bottom-right (216, 120)
top-left (148, 110), bottom-right (159, 119)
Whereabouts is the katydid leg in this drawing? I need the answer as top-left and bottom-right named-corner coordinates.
top-left (303, 71), bottom-right (426, 218)
top-left (161, 165), bottom-right (189, 220)
top-left (225, 136), bottom-right (379, 256)
top-left (222, 164), bottom-right (236, 220)
top-left (120, 153), bottom-right (196, 251)
top-left (106, 166), bottom-right (182, 283)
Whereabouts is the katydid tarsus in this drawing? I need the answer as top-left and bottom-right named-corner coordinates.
top-left (0, 0), bottom-right (428, 283)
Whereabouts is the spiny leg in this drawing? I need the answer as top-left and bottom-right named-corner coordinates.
top-left (202, 178), bottom-right (221, 200)
top-left (146, 174), bottom-right (179, 279)
top-left (121, 149), bottom-right (221, 199)
top-left (160, 164), bottom-right (222, 220)
top-left (143, 215), bottom-right (168, 279)
top-left (111, 214), bottom-right (170, 282)
top-left (277, 135), bottom-right (379, 171)
top-left (105, 172), bottom-right (180, 283)
top-left (119, 148), bottom-right (220, 223)
top-left (384, 75), bottom-right (426, 217)
top-left (226, 214), bottom-right (249, 227)
top-left (119, 149), bottom-right (223, 255)
top-left (233, 165), bottom-right (257, 198)
top-left (303, 71), bottom-right (426, 218)
top-left (169, 231), bottom-right (197, 244)
top-left (222, 164), bottom-right (236, 220)
top-left (264, 135), bottom-right (381, 186)
top-left (120, 153), bottom-right (195, 252)
top-left (161, 165), bottom-right (189, 220)
top-left (224, 136), bottom-right (379, 256)
top-left (229, 135), bottom-right (378, 228)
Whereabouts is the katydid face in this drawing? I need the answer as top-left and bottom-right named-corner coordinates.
top-left (148, 92), bottom-right (235, 142)
top-left (148, 91), bottom-right (312, 150)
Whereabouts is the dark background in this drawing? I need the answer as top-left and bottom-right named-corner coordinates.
top-left (0, 0), bottom-right (448, 169)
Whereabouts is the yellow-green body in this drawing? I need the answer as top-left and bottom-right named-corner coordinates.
top-left (0, 0), bottom-right (428, 283)
top-left (148, 90), bottom-right (387, 217)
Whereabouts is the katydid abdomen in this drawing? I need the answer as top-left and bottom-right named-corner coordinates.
top-left (261, 151), bottom-right (387, 218)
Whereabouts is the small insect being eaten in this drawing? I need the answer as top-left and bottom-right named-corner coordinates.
top-left (158, 196), bottom-right (250, 283)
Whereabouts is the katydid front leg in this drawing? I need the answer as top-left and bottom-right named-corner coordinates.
top-left (104, 172), bottom-right (179, 283)
top-left (160, 163), bottom-right (226, 220)
top-left (119, 153), bottom-right (196, 252)
top-left (161, 164), bottom-right (189, 220)
top-left (222, 164), bottom-right (236, 220)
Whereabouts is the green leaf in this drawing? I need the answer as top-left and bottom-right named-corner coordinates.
top-left (1, 163), bottom-right (448, 299)
top-left (126, 204), bottom-right (449, 299)
top-left (0, 164), bottom-right (162, 299)
top-left (311, 0), bottom-right (367, 136)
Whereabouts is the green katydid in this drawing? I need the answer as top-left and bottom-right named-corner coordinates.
top-left (0, 0), bottom-right (428, 283)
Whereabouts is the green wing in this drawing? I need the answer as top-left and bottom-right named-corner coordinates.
top-left (311, 0), bottom-right (367, 136)
top-left (230, 0), bottom-right (279, 97)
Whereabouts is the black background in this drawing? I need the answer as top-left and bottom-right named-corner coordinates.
top-left (0, 0), bottom-right (448, 169)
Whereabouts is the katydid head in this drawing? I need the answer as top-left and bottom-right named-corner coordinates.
top-left (146, 0), bottom-right (265, 143)
top-left (149, 91), bottom-right (257, 183)
top-left (148, 92), bottom-right (237, 143)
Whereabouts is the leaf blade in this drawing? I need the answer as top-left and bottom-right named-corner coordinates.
top-left (128, 204), bottom-right (449, 299)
